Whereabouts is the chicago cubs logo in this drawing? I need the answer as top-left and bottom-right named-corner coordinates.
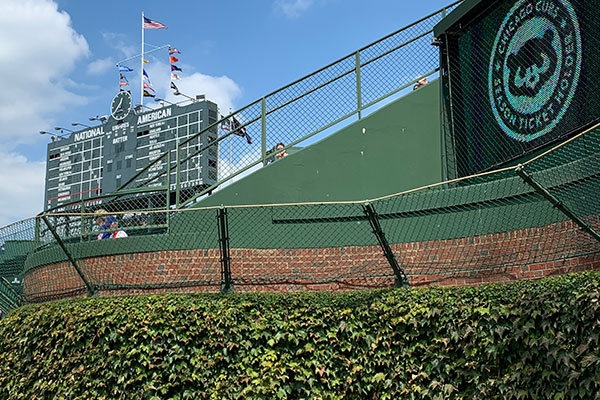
top-left (489, 0), bottom-right (581, 142)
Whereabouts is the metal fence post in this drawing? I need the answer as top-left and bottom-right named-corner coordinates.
top-left (217, 206), bottom-right (233, 293)
top-left (362, 202), bottom-right (409, 288)
top-left (175, 142), bottom-right (181, 208)
top-left (355, 50), bottom-right (362, 120)
top-left (516, 165), bottom-right (600, 243)
top-left (166, 151), bottom-right (171, 230)
top-left (80, 200), bottom-right (86, 242)
top-left (41, 215), bottom-right (96, 297)
top-left (34, 216), bottom-right (40, 247)
top-left (261, 97), bottom-right (267, 166)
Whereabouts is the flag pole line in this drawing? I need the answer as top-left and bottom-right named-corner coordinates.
top-left (116, 44), bottom-right (171, 66)
top-left (115, 45), bottom-right (170, 66)
top-left (141, 11), bottom-right (144, 108)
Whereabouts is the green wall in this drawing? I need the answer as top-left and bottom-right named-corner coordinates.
top-left (200, 80), bottom-right (442, 206)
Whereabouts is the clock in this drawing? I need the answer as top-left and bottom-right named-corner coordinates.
top-left (110, 91), bottom-right (132, 121)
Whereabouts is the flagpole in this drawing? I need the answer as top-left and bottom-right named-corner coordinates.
top-left (141, 11), bottom-right (145, 107)
top-left (229, 108), bottom-right (233, 168)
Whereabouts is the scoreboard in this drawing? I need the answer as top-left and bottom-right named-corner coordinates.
top-left (434, 0), bottom-right (600, 177)
top-left (44, 95), bottom-right (219, 210)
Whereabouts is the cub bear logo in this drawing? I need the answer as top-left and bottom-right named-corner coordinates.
top-left (506, 30), bottom-right (557, 98)
top-left (489, 0), bottom-right (582, 142)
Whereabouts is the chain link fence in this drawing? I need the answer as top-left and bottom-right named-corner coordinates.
top-left (1, 125), bottom-right (595, 305)
top-left (441, 0), bottom-right (600, 179)
top-left (2, 0), bottom-right (600, 308)
top-left (108, 2), bottom-right (461, 207)
top-left (0, 218), bottom-right (34, 312)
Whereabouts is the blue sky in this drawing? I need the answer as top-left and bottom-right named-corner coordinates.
top-left (0, 0), bottom-right (453, 226)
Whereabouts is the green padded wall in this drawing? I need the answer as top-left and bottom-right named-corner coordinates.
top-left (199, 80), bottom-right (442, 207)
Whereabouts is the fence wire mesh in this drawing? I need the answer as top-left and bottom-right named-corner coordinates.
top-left (3, 1), bottom-right (599, 306)
top-left (441, 0), bottom-right (600, 179)
top-left (3, 126), bottom-right (597, 304)
top-left (104, 2), bottom-right (460, 208)
top-left (0, 218), bottom-right (34, 312)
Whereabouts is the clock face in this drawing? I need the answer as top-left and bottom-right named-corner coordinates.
top-left (111, 91), bottom-right (132, 121)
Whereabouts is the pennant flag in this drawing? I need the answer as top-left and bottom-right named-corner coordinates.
top-left (119, 73), bottom-right (128, 87)
top-left (118, 65), bottom-right (133, 72)
top-left (169, 56), bottom-right (179, 64)
top-left (143, 16), bottom-right (167, 29)
top-left (232, 116), bottom-right (252, 144)
top-left (171, 73), bottom-right (180, 80)
top-left (143, 69), bottom-right (149, 79)
top-left (168, 47), bottom-right (181, 55)
top-left (143, 59), bottom-right (150, 64)
top-left (220, 118), bottom-right (231, 132)
top-left (170, 82), bottom-right (179, 92)
top-left (171, 65), bottom-right (182, 72)
top-left (143, 90), bottom-right (156, 97)
top-left (143, 82), bottom-right (155, 92)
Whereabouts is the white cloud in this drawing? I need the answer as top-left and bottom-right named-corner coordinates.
top-left (0, 152), bottom-right (46, 227)
top-left (217, 147), bottom-right (262, 183)
top-left (145, 61), bottom-right (242, 115)
top-left (0, 0), bottom-right (89, 146)
top-left (168, 73), bottom-right (241, 115)
top-left (275, 0), bottom-right (314, 18)
top-left (88, 57), bottom-right (114, 75)
top-left (0, 0), bottom-right (89, 224)
top-left (101, 32), bottom-right (137, 58)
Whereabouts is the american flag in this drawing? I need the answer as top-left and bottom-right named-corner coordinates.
top-left (232, 116), bottom-right (252, 144)
top-left (220, 118), bottom-right (231, 131)
top-left (143, 16), bottom-right (167, 29)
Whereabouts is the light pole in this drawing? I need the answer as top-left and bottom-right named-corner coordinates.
top-left (40, 130), bottom-right (68, 142)
top-left (89, 115), bottom-right (108, 123)
top-left (174, 91), bottom-right (196, 102)
top-left (154, 97), bottom-right (176, 106)
top-left (134, 104), bottom-right (154, 113)
top-left (54, 126), bottom-right (74, 135)
top-left (72, 122), bottom-right (92, 129)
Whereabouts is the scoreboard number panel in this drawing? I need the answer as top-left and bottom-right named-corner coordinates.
top-left (44, 93), bottom-right (220, 210)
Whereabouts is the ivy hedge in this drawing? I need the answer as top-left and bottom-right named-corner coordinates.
top-left (0, 272), bottom-right (599, 399)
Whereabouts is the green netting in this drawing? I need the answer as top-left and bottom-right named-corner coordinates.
top-left (2, 1), bottom-right (599, 304)
top-left (441, 0), bottom-right (600, 178)
top-left (0, 219), bottom-right (33, 312)
top-left (8, 126), bottom-right (598, 302)
top-left (104, 2), bottom-right (461, 208)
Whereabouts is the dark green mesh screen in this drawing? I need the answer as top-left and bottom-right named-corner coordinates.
top-left (441, 0), bottom-right (600, 177)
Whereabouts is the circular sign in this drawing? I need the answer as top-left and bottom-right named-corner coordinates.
top-left (111, 91), bottom-right (133, 121)
top-left (488, 0), bottom-right (582, 142)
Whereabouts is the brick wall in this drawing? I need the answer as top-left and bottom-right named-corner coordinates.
top-left (23, 217), bottom-right (600, 302)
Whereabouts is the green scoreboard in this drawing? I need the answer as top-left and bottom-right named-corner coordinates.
top-left (44, 94), bottom-right (220, 211)
top-left (434, 0), bottom-right (600, 177)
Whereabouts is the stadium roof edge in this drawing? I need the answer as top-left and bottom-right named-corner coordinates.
top-left (433, 0), bottom-right (491, 37)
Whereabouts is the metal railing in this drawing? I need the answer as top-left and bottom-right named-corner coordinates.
top-left (113, 2), bottom-right (461, 207)
top-left (14, 124), bottom-right (600, 303)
